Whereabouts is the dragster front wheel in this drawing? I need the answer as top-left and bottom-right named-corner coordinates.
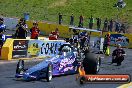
top-left (16, 59), bottom-right (25, 74)
top-left (46, 64), bottom-right (53, 82)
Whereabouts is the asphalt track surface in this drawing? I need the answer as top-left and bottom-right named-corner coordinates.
top-left (0, 30), bottom-right (132, 88)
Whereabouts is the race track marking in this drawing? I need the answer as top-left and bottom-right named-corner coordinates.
top-left (117, 82), bottom-right (132, 88)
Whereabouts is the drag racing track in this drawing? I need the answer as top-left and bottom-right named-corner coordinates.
top-left (0, 47), bottom-right (132, 88)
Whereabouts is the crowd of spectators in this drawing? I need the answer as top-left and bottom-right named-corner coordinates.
top-left (58, 13), bottom-right (127, 33)
top-left (14, 18), bottom-right (40, 39)
top-left (0, 17), bottom-right (41, 48)
top-left (0, 18), bottom-right (6, 48)
top-left (0, 14), bottom-right (128, 46)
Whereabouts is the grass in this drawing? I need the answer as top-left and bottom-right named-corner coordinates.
top-left (0, 0), bottom-right (132, 28)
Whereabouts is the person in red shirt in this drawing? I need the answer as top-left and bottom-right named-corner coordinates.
top-left (54, 28), bottom-right (59, 38)
top-left (30, 22), bottom-right (40, 39)
top-left (50, 28), bottom-right (59, 38)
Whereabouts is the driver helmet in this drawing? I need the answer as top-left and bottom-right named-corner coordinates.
top-left (62, 46), bottom-right (71, 52)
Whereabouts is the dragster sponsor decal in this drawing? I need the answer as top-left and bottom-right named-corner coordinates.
top-left (59, 57), bottom-right (75, 72)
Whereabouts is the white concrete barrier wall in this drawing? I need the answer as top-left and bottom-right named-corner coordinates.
top-left (1, 17), bottom-right (19, 30)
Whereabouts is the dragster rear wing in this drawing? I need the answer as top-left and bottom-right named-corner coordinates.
top-left (69, 27), bottom-right (102, 32)
top-left (69, 27), bottom-right (103, 36)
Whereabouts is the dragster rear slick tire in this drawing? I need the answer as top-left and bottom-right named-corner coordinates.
top-left (83, 54), bottom-right (101, 74)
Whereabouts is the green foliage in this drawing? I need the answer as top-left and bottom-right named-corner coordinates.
top-left (0, 0), bottom-right (132, 27)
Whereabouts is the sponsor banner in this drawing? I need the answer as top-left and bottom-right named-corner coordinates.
top-left (12, 40), bottom-right (29, 58)
top-left (110, 34), bottom-right (129, 47)
top-left (13, 40), bottom-right (29, 50)
top-left (12, 40), bottom-right (64, 58)
top-left (12, 50), bottom-right (27, 58)
top-left (27, 40), bottom-right (64, 57)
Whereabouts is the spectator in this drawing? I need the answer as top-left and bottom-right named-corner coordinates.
top-left (72, 29), bottom-right (79, 39)
top-left (103, 18), bottom-right (108, 31)
top-left (115, 21), bottom-right (121, 32)
top-left (70, 14), bottom-right (74, 26)
top-left (0, 18), bottom-right (6, 32)
top-left (0, 18), bottom-right (6, 47)
top-left (103, 33), bottom-right (110, 54)
top-left (89, 15), bottom-right (94, 29)
top-left (49, 28), bottom-right (59, 40)
top-left (115, 21), bottom-right (118, 32)
top-left (108, 23), bottom-right (110, 32)
top-left (109, 19), bottom-right (114, 32)
top-left (79, 31), bottom-right (88, 49)
top-left (96, 18), bottom-right (101, 30)
top-left (111, 44), bottom-right (126, 66)
top-left (55, 28), bottom-right (59, 38)
top-left (78, 15), bottom-right (83, 28)
top-left (58, 13), bottom-right (63, 25)
top-left (64, 38), bottom-right (70, 44)
top-left (120, 23), bottom-right (126, 33)
top-left (15, 18), bottom-right (28, 39)
top-left (30, 22), bottom-right (40, 39)
top-left (73, 29), bottom-right (79, 35)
